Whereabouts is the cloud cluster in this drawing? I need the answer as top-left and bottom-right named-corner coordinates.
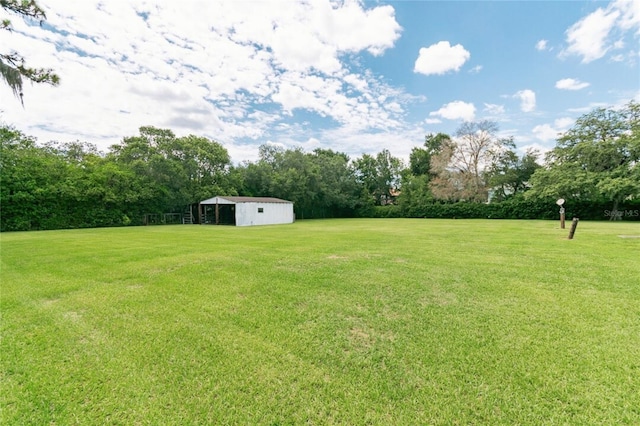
top-left (563, 0), bottom-right (640, 63)
top-left (555, 78), bottom-right (590, 90)
top-left (429, 101), bottom-right (476, 121)
top-left (414, 41), bottom-right (470, 75)
top-left (0, 0), bottom-right (405, 161)
top-left (1, 0), bottom-right (636, 165)
top-left (514, 90), bottom-right (536, 113)
top-left (532, 117), bottom-right (574, 142)
top-left (535, 39), bottom-right (549, 51)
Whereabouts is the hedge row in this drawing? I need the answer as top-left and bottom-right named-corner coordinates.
top-left (371, 199), bottom-right (640, 221)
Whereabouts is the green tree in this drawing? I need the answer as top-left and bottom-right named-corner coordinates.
top-left (238, 145), bottom-right (315, 217)
top-left (1, 0), bottom-right (59, 104)
top-left (310, 148), bottom-right (362, 217)
top-left (353, 150), bottom-right (403, 205)
top-left (400, 133), bottom-right (452, 214)
top-left (46, 140), bottom-right (147, 227)
top-left (109, 127), bottom-right (176, 213)
top-left (1, 124), bottom-right (232, 230)
top-left (397, 173), bottom-right (434, 216)
top-left (240, 161), bottom-right (273, 198)
top-left (409, 133), bottom-right (452, 178)
top-left (375, 149), bottom-right (403, 205)
top-left (270, 148), bottom-right (316, 217)
top-left (487, 142), bottom-right (541, 202)
top-left (164, 134), bottom-right (232, 203)
top-left (0, 125), bottom-right (69, 230)
top-left (527, 101), bottom-right (640, 215)
top-left (110, 126), bottom-right (232, 214)
top-left (237, 145), bottom-right (368, 218)
top-left (353, 153), bottom-right (378, 203)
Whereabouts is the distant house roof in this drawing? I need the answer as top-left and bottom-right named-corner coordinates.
top-left (200, 196), bottom-right (292, 204)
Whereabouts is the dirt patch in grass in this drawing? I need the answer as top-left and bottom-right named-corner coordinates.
top-left (327, 254), bottom-right (348, 260)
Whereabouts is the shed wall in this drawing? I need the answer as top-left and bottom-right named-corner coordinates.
top-left (236, 202), bottom-right (294, 226)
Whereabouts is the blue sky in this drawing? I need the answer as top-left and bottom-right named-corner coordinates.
top-left (1, 0), bottom-right (638, 163)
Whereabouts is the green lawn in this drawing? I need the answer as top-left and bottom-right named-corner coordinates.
top-left (2, 219), bottom-right (639, 424)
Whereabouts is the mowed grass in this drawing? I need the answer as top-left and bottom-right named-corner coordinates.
top-left (1, 219), bottom-right (639, 425)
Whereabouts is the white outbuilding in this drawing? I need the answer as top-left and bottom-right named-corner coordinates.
top-left (197, 196), bottom-right (294, 227)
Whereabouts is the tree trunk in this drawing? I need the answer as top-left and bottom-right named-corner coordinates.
top-left (610, 198), bottom-right (621, 221)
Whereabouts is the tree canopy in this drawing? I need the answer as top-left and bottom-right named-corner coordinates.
top-left (428, 121), bottom-right (518, 202)
top-left (2, 101), bottom-right (639, 231)
top-left (527, 101), bottom-right (640, 212)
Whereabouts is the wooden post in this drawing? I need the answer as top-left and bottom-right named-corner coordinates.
top-left (556, 199), bottom-right (566, 229)
top-left (215, 201), bottom-right (219, 225)
top-left (568, 217), bottom-right (579, 239)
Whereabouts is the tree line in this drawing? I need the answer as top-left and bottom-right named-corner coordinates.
top-left (1, 101), bottom-right (638, 231)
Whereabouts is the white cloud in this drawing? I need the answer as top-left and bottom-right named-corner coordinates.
top-left (323, 2), bottom-right (403, 56)
top-left (613, 0), bottom-right (640, 34)
top-left (532, 117), bottom-right (574, 142)
top-left (414, 41), bottom-right (470, 75)
top-left (532, 124), bottom-right (559, 142)
top-left (563, 0), bottom-right (640, 63)
top-left (554, 117), bottom-right (575, 129)
top-left (565, 7), bottom-right (620, 62)
top-left (0, 0), bottom-right (409, 162)
top-left (321, 125), bottom-right (424, 163)
top-left (536, 39), bottom-right (549, 51)
top-left (518, 143), bottom-right (552, 159)
top-left (429, 101), bottom-right (476, 121)
top-left (2, 0), bottom-right (636, 166)
top-left (483, 103), bottom-right (505, 116)
top-left (514, 90), bottom-right (536, 112)
top-left (567, 102), bottom-right (609, 113)
top-left (482, 103), bottom-right (508, 122)
top-left (555, 78), bottom-right (590, 90)
top-left (299, 137), bottom-right (321, 151)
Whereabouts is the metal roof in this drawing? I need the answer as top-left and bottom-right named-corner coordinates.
top-left (200, 196), bottom-right (292, 204)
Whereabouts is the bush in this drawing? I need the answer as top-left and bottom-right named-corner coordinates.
top-left (371, 197), bottom-right (640, 221)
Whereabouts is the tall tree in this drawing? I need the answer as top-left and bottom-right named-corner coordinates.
top-left (401, 133), bottom-right (452, 213)
top-left (409, 133), bottom-right (452, 178)
top-left (2, 124), bottom-right (231, 230)
top-left (429, 121), bottom-right (511, 202)
top-left (376, 149), bottom-right (403, 204)
top-left (353, 153), bottom-right (378, 203)
top-left (110, 127), bottom-right (232, 213)
top-left (428, 138), bottom-right (465, 202)
top-left (527, 101), bottom-right (640, 214)
top-left (310, 148), bottom-right (361, 217)
top-left (353, 150), bottom-right (403, 205)
top-left (240, 145), bottom-right (317, 217)
top-left (487, 142), bottom-right (541, 201)
top-left (1, 0), bottom-right (59, 104)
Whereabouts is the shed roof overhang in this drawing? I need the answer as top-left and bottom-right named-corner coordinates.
top-left (199, 196), bottom-right (292, 205)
